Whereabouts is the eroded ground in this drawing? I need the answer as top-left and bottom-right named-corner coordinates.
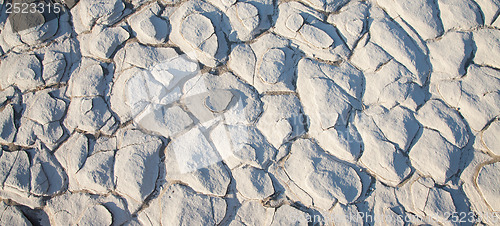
top-left (0, 0), bottom-right (499, 225)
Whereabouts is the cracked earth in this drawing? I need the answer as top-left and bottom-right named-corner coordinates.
top-left (0, 0), bottom-right (500, 225)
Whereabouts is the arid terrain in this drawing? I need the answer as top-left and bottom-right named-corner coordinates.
top-left (0, 0), bottom-right (499, 225)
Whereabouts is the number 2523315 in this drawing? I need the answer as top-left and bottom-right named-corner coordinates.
top-left (5, 2), bottom-right (62, 14)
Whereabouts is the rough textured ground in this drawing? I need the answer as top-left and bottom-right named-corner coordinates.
top-left (0, 0), bottom-right (499, 225)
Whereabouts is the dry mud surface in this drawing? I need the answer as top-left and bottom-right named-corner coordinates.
top-left (0, 0), bottom-right (499, 225)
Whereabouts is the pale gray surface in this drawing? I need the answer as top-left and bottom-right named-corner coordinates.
top-left (0, 0), bottom-right (499, 225)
